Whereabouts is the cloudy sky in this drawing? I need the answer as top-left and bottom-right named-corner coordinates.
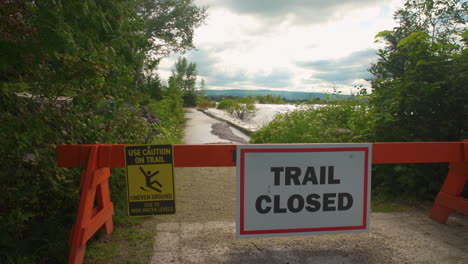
top-left (158, 0), bottom-right (406, 94)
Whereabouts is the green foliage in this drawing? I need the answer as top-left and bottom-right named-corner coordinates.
top-left (233, 97), bottom-right (257, 120)
top-left (137, 0), bottom-right (207, 59)
top-left (0, 88), bottom-right (151, 263)
top-left (369, 0), bottom-right (467, 199)
top-left (0, 0), bottom-right (205, 262)
top-left (172, 57), bottom-right (198, 92)
top-left (147, 75), bottom-right (164, 100)
top-left (217, 97), bottom-right (257, 120)
top-left (170, 57), bottom-right (199, 106)
top-left (85, 215), bottom-right (157, 264)
top-left (217, 98), bottom-right (238, 111)
top-left (0, 0), bottom-right (149, 260)
top-left (250, 95), bottom-right (372, 144)
top-left (371, 197), bottom-right (416, 212)
top-left (195, 80), bottom-right (212, 109)
top-left (147, 96), bottom-right (185, 144)
top-left (131, 0), bottom-right (207, 92)
top-left (196, 97), bottom-right (215, 110)
top-left (371, 0), bottom-right (466, 142)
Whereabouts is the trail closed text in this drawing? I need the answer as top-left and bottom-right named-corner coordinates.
top-left (255, 166), bottom-right (353, 214)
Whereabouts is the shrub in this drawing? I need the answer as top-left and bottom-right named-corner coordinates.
top-left (250, 97), bottom-right (372, 144)
top-left (147, 96), bottom-right (185, 144)
top-left (196, 98), bottom-right (215, 110)
top-left (217, 99), bottom-right (237, 111)
top-left (231, 102), bottom-right (256, 120)
top-left (0, 89), bottom-right (151, 263)
top-left (217, 98), bottom-right (257, 120)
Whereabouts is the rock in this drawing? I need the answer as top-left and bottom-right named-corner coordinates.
top-left (139, 105), bottom-right (161, 125)
top-left (15, 92), bottom-right (72, 108)
top-left (22, 153), bottom-right (37, 165)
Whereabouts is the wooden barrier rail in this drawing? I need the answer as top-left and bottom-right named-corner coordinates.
top-left (57, 141), bottom-right (467, 264)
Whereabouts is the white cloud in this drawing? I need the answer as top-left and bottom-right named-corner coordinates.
top-left (157, 0), bottom-right (406, 93)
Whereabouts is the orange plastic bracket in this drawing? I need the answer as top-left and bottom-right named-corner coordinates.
top-left (57, 141), bottom-right (467, 264)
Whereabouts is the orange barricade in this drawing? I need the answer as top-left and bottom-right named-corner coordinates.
top-left (57, 141), bottom-right (467, 264)
top-left (61, 145), bottom-right (114, 264)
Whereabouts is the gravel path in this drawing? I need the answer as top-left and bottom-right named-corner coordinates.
top-left (210, 123), bottom-right (248, 144)
top-left (150, 167), bottom-right (468, 264)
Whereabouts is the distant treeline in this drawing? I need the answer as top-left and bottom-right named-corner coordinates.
top-left (205, 88), bottom-right (337, 100)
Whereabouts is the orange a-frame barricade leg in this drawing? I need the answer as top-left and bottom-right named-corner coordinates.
top-left (430, 141), bottom-right (468, 223)
top-left (67, 145), bottom-right (114, 264)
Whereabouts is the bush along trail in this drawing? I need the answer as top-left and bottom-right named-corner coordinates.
top-left (0, 0), bottom-right (206, 263)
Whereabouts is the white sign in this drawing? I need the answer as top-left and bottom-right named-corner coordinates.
top-left (237, 144), bottom-right (372, 238)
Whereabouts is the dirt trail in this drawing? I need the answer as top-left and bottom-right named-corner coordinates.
top-left (150, 167), bottom-right (468, 264)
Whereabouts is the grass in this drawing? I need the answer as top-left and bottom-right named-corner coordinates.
top-left (85, 214), bottom-right (158, 264)
top-left (370, 196), bottom-right (432, 212)
top-left (371, 200), bottom-right (412, 212)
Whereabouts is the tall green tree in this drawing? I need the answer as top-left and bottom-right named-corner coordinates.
top-left (133, 0), bottom-right (207, 88)
top-left (137, 0), bottom-right (207, 58)
top-left (170, 56), bottom-right (198, 106)
top-left (370, 0), bottom-right (467, 142)
top-left (369, 0), bottom-right (467, 198)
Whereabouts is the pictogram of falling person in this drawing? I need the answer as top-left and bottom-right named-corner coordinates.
top-left (139, 166), bottom-right (162, 192)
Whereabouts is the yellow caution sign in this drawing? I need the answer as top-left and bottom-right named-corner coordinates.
top-left (125, 145), bottom-right (175, 216)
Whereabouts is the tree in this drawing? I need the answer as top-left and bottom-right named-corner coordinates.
top-left (170, 57), bottom-right (198, 106)
top-left (233, 96), bottom-right (257, 120)
top-left (137, 0), bottom-right (207, 58)
top-left (133, 0), bottom-right (207, 87)
top-left (0, 0), bottom-right (36, 80)
top-left (198, 78), bottom-right (206, 97)
top-left (0, 1), bottom-right (152, 262)
top-left (370, 0), bottom-right (466, 142)
top-left (217, 97), bottom-right (256, 120)
top-left (368, 0), bottom-right (467, 198)
top-left (147, 74), bottom-right (164, 100)
top-left (0, 1), bottom-right (206, 261)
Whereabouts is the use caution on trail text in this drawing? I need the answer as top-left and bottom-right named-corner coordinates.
top-left (125, 145), bottom-right (175, 217)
